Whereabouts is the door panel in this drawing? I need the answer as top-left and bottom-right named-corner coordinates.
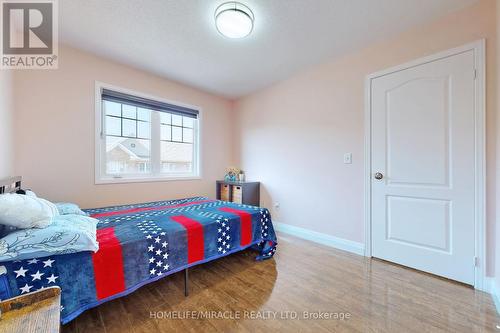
top-left (371, 50), bottom-right (475, 285)
top-left (386, 196), bottom-right (451, 252)
top-left (386, 77), bottom-right (450, 187)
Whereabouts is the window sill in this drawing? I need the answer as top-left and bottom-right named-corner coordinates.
top-left (95, 175), bottom-right (201, 185)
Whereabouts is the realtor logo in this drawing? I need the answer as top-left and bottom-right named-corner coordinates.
top-left (1, 0), bottom-right (58, 69)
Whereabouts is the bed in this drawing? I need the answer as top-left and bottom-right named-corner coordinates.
top-left (0, 177), bottom-right (277, 324)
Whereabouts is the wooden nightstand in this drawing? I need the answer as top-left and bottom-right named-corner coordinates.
top-left (216, 181), bottom-right (260, 206)
top-left (0, 286), bottom-right (61, 333)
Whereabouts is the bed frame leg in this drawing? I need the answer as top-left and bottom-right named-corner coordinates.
top-left (184, 268), bottom-right (189, 297)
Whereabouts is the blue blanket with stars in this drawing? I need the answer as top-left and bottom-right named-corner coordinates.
top-left (0, 197), bottom-right (277, 323)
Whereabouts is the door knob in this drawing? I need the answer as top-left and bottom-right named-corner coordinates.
top-left (374, 172), bottom-right (384, 180)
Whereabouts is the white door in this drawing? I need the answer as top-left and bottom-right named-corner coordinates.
top-left (371, 50), bottom-right (476, 285)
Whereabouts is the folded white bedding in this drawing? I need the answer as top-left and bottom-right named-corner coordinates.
top-left (0, 194), bottom-right (59, 229)
top-left (0, 214), bottom-right (99, 261)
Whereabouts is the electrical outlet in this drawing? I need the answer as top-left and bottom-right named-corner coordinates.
top-left (344, 153), bottom-right (352, 164)
top-left (274, 202), bottom-right (280, 209)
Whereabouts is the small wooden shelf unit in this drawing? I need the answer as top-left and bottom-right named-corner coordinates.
top-left (216, 181), bottom-right (260, 206)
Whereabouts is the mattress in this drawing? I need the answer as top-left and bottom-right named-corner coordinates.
top-left (0, 197), bottom-right (277, 323)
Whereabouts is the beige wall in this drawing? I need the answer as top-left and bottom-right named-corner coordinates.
top-left (0, 70), bottom-right (14, 178)
top-left (13, 45), bottom-right (234, 208)
top-left (234, 0), bottom-right (497, 272)
top-left (495, 0), bottom-right (500, 287)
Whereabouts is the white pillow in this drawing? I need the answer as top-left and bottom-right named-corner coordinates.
top-left (0, 194), bottom-right (59, 229)
top-left (25, 190), bottom-right (37, 198)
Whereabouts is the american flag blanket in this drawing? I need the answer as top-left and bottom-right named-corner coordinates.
top-left (0, 197), bottom-right (277, 323)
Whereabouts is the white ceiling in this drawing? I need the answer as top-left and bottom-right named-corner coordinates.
top-left (60, 0), bottom-right (478, 99)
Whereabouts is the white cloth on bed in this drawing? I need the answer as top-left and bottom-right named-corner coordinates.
top-left (0, 193), bottom-right (59, 229)
top-left (0, 214), bottom-right (99, 261)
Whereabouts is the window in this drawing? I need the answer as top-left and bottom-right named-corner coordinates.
top-left (96, 84), bottom-right (200, 183)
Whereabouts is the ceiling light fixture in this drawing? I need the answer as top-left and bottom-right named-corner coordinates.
top-left (215, 2), bottom-right (254, 39)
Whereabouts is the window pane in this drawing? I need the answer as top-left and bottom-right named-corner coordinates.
top-left (137, 108), bottom-right (151, 122)
top-left (161, 124), bottom-right (171, 141)
top-left (123, 119), bottom-right (137, 137)
top-left (160, 141), bottom-right (193, 173)
top-left (106, 137), bottom-right (151, 174)
top-left (183, 117), bottom-right (194, 128)
top-left (106, 116), bottom-right (121, 136)
top-left (122, 104), bottom-right (136, 119)
top-left (172, 114), bottom-right (182, 126)
top-left (183, 128), bottom-right (193, 143)
top-left (138, 121), bottom-right (150, 139)
top-left (172, 126), bottom-right (182, 142)
top-left (160, 112), bottom-right (171, 124)
top-left (104, 101), bottom-right (121, 117)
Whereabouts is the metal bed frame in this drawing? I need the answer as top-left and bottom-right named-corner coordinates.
top-left (0, 176), bottom-right (22, 194)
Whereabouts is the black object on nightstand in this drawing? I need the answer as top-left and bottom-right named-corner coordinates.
top-left (216, 180), bottom-right (260, 206)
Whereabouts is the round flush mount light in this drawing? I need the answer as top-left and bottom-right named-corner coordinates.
top-left (215, 2), bottom-right (254, 39)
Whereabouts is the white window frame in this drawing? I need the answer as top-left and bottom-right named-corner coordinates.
top-left (95, 81), bottom-right (202, 184)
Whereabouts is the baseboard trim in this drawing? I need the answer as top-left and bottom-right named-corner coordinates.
top-left (484, 277), bottom-right (500, 315)
top-left (274, 222), bottom-right (364, 256)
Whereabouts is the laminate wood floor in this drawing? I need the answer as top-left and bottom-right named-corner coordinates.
top-left (61, 233), bottom-right (499, 332)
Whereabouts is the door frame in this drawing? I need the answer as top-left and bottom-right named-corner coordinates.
top-left (363, 40), bottom-right (486, 290)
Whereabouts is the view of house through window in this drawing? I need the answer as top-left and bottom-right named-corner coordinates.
top-left (159, 112), bottom-right (194, 173)
top-left (100, 91), bottom-right (199, 180)
top-left (105, 101), bottom-right (152, 175)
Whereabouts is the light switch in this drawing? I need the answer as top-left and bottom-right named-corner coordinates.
top-left (344, 153), bottom-right (352, 164)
